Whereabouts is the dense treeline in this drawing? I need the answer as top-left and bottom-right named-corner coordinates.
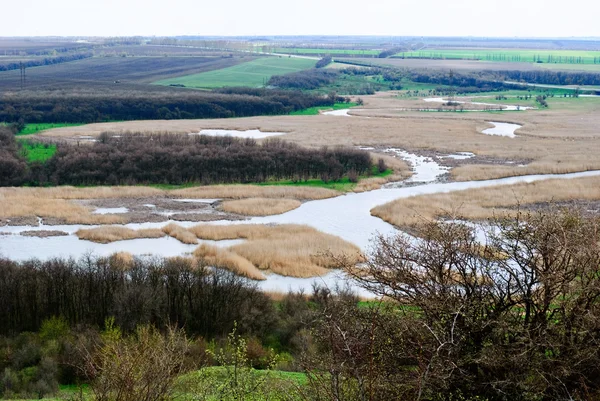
top-left (498, 69), bottom-right (600, 86)
top-left (315, 55), bottom-right (332, 68)
top-left (0, 256), bottom-right (273, 339)
top-left (407, 69), bottom-right (526, 92)
top-left (0, 126), bottom-right (28, 186)
top-left (0, 52), bottom-right (93, 71)
top-left (0, 88), bottom-right (333, 124)
top-left (377, 46), bottom-right (406, 58)
top-left (18, 134), bottom-right (372, 186)
top-left (268, 69), bottom-right (339, 89)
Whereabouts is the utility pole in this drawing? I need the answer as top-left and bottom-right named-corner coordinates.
top-left (19, 62), bottom-right (26, 90)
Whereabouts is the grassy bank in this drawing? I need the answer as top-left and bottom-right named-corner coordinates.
top-left (289, 102), bottom-right (357, 115)
top-left (17, 123), bottom-right (85, 136)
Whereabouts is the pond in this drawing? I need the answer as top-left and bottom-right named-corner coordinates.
top-left (482, 122), bottom-right (522, 138)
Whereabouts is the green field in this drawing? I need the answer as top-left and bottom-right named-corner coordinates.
top-left (154, 57), bottom-right (316, 88)
top-left (289, 102), bottom-right (357, 115)
top-left (19, 141), bottom-right (57, 162)
top-left (273, 47), bottom-right (379, 56)
top-left (17, 123), bottom-right (85, 136)
top-left (395, 48), bottom-right (600, 64)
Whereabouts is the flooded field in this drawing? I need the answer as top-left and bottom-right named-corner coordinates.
top-left (482, 122), bottom-right (522, 137)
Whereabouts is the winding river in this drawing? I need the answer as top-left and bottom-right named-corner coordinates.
top-left (2, 151), bottom-right (600, 295)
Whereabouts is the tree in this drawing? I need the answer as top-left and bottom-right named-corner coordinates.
top-left (340, 208), bottom-right (600, 400)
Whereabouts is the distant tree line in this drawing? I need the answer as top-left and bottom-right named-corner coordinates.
top-left (5, 132), bottom-right (372, 186)
top-left (0, 52), bottom-right (93, 72)
top-left (268, 68), bottom-right (339, 89)
top-left (0, 88), bottom-right (333, 124)
top-left (377, 46), bottom-right (407, 58)
top-left (497, 69), bottom-right (600, 86)
top-left (315, 55), bottom-right (333, 68)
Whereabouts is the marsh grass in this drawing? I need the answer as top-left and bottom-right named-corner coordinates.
top-left (371, 175), bottom-right (600, 228)
top-left (162, 223), bottom-right (198, 245)
top-left (219, 198), bottom-right (302, 216)
top-left (191, 224), bottom-right (364, 278)
top-left (193, 244), bottom-right (265, 281)
top-left (76, 227), bottom-right (165, 243)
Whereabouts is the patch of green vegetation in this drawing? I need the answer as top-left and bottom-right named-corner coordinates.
top-left (154, 57), bottom-right (316, 88)
top-left (258, 168), bottom-right (393, 192)
top-left (289, 102), bottom-right (357, 116)
top-left (18, 123), bottom-right (85, 136)
top-left (19, 140), bottom-right (57, 162)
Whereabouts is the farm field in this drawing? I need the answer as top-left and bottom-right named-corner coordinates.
top-left (0, 55), bottom-right (249, 90)
top-left (343, 57), bottom-right (600, 72)
top-left (396, 48), bottom-right (600, 64)
top-left (154, 56), bottom-right (316, 88)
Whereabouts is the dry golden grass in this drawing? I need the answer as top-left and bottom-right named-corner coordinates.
top-left (188, 224), bottom-right (276, 241)
top-left (371, 175), bottom-right (600, 228)
top-left (0, 183), bottom-right (340, 225)
top-left (76, 226), bottom-right (165, 243)
top-left (193, 244), bottom-right (265, 281)
top-left (108, 252), bottom-right (135, 269)
top-left (162, 223), bottom-right (198, 245)
top-left (172, 185), bottom-right (339, 200)
top-left (191, 224), bottom-right (364, 278)
top-left (219, 198), bottom-right (301, 216)
top-left (0, 194), bottom-right (126, 225)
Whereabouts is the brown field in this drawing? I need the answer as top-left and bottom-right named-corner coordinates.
top-left (371, 175), bottom-right (600, 229)
top-left (76, 226), bottom-right (165, 243)
top-left (36, 92), bottom-right (600, 183)
top-left (219, 198), bottom-right (302, 216)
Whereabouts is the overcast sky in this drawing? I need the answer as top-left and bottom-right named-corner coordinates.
top-left (2, 0), bottom-right (599, 38)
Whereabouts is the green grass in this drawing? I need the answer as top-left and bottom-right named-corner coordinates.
top-left (19, 140), bottom-right (57, 162)
top-left (273, 47), bottom-right (379, 56)
top-left (257, 168), bottom-right (393, 192)
top-left (154, 57), bottom-right (316, 88)
top-left (289, 102), bottom-right (357, 116)
top-left (148, 168), bottom-right (393, 193)
top-left (17, 123), bottom-right (85, 136)
top-left (396, 48), bottom-right (600, 65)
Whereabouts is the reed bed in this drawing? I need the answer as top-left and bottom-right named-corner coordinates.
top-left (0, 195), bottom-right (126, 225)
top-left (193, 244), bottom-right (265, 281)
top-left (191, 224), bottom-right (364, 278)
top-left (172, 185), bottom-right (340, 200)
top-left (162, 223), bottom-right (198, 245)
top-left (371, 175), bottom-right (600, 228)
top-left (219, 198), bottom-right (302, 216)
top-left (76, 226), bottom-right (165, 243)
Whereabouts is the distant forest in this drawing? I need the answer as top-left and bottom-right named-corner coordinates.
top-left (0, 88), bottom-right (334, 124)
top-left (1, 127), bottom-right (372, 187)
top-left (0, 52), bottom-right (93, 72)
